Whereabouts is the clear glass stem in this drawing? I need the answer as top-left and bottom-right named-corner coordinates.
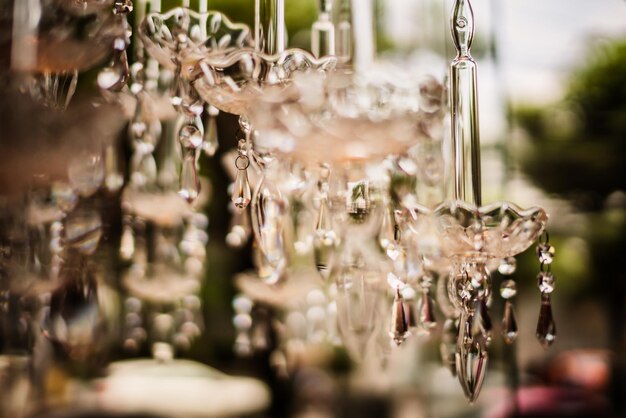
top-left (350, 0), bottom-right (375, 72)
top-left (312, 0), bottom-right (335, 57)
top-left (257, 0), bottom-right (286, 54)
top-left (449, 0), bottom-right (481, 207)
top-left (450, 58), bottom-right (481, 206)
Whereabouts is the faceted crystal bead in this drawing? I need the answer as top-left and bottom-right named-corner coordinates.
top-left (502, 301), bottom-right (518, 344)
top-left (499, 279), bottom-right (517, 300)
top-left (113, 0), bottom-right (133, 14)
top-left (314, 198), bottom-right (338, 281)
top-left (379, 203), bottom-right (396, 250)
top-left (497, 257), bottom-right (517, 275)
top-left (536, 295), bottom-right (556, 348)
top-left (419, 273), bottom-right (434, 290)
top-left (537, 272), bottom-right (555, 294)
top-left (42, 261), bottom-right (100, 357)
top-left (536, 243), bottom-right (555, 264)
top-left (179, 124), bottom-right (203, 150)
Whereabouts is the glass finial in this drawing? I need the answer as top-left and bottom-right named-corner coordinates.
top-left (451, 0), bottom-right (474, 58)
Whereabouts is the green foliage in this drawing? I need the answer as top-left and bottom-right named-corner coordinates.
top-left (516, 38), bottom-right (626, 210)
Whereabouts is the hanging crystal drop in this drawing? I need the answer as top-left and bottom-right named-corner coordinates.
top-left (379, 202), bottom-right (396, 251)
top-left (537, 271), bottom-right (555, 294)
top-left (536, 243), bottom-right (555, 264)
top-left (179, 152), bottom-right (200, 203)
top-left (417, 290), bottom-right (437, 333)
top-left (456, 312), bottom-right (489, 403)
top-left (314, 197), bottom-right (338, 280)
top-left (502, 300), bottom-right (518, 344)
top-left (472, 298), bottom-right (492, 346)
top-left (120, 223), bottom-right (135, 260)
top-left (226, 206), bottom-right (251, 248)
top-left (389, 288), bottom-right (409, 346)
top-left (440, 318), bottom-right (458, 376)
top-left (232, 168), bottom-right (252, 211)
top-left (42, 259), bottom-right (100, 357)
top-left (251, 175), bottom-right (287, 265)
top-left (202, 106), bottom-right (219, 156)
top-left (104, 144), bottom-right (123, 192)
top-left (97, 45), bottom-right (129, 92)
top-left (536, 294), bottom-right (556, 349)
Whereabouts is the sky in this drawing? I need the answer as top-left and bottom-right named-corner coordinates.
top-left (383, 0), bottom-right (626, 104)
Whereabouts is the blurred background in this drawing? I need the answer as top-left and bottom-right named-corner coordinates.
top-left (1, 0), bottom-right (625, 417)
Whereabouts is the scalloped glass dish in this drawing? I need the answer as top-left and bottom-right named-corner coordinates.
top-left (138, 7), bottom-right (253, 72)
top-left (246, 69), bottom-right (439, 164)
top-left (193, 48), bottom-right (336, 115)
top-left (408, 200), bottom-right (548, 260)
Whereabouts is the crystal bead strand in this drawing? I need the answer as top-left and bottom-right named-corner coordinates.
top-left (535, 232), bottom-right (557, 348)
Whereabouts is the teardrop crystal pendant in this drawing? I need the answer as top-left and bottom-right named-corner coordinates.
top-left (502, 300), bottom-right (518, 344)
top-left (97, 47), bottom-right (130, 92)
top-left (120, 223), bottom-right (135, 260)
top-left (456, 312), bottom-right (488, 403)
top-left (417, 291), bottom-right (437, 333)
top-left (232, 167), bottom-right (252, 211)
top-left (226, 206), bottom-right (252, 249)
top-left (202, 106), bottom-right (219, 156)
top-left (389, 288), bottom-right (410, 346)
top-left (251, 176), bottom-right (287, 265)
top-left (179, 153), bottom-right (200, 203)
top-left (314, 197), bottom-right (338, 280)
top-left (536, 294), bottom-right (556, 349)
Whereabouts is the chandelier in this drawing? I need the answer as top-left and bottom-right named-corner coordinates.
top-left (2, 0), bottom-right (558, 408)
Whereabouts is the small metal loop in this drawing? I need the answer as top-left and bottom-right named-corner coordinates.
top-left (235, 155), bottom-right (250, 170)
top-left (539, 261), bottom-right (551, 273)
top-left (541, 230), bottom-right (550, 244)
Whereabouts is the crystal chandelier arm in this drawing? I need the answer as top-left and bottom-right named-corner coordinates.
top-left (449, 0), bottom-right (482, 207)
